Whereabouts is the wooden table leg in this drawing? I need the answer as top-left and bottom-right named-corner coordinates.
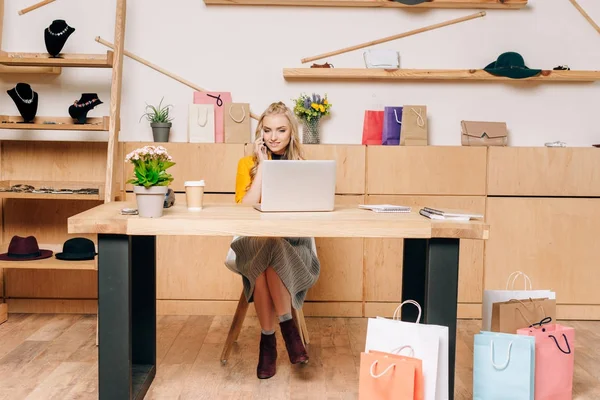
top-left (403, 238), bottom-right (460, 400)
top-left (220, 291), bottom-right (250, 364)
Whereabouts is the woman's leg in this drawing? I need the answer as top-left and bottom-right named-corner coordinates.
top-left (253, 272), bottom-right (275, 331)
top-left (265, 266), bottom-right (309, 365)
top-left (253, 271), bottom-right (278, 379)
top-left (265, 266), bottom-right (292, 317)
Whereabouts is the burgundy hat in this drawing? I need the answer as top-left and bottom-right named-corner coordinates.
top-left (0, 235), bottom-right (53, 261)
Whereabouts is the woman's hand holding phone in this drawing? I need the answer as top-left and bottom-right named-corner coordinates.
top-left (254, 136), bottom-right (268, 162)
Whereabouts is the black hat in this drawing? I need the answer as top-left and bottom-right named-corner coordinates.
top-left (55, 237), bottom-right (97, 261)
top-left (484, 52), bottom-right (542, 79)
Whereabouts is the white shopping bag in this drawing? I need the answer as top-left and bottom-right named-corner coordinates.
top-left (188, 104), bottom-right (215, 143)
top-left (365, 300), bottom-right (449, 400)
top-left (482, 271), bottom-right (556, 331)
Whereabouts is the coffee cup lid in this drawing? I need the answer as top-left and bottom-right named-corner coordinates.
top-left (184, 180), bottom-right (205, 187)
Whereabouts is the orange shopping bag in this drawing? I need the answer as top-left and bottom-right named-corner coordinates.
top-left (368, 349), bottom-right (424, 400)
top-left (359, 351), bottom-right (419, 400)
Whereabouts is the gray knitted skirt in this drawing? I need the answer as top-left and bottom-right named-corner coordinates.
top-left (227, 237), bottom-right (320, 310)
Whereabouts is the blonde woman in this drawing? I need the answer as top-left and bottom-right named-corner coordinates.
top-left (225, 102), bottom-right (320, 379)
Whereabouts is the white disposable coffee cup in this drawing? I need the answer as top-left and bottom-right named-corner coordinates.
top-left (184, 180), bottom-right (205, 211)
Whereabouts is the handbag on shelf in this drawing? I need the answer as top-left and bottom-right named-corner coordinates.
top-left (188, 104), bottom-right (215, 143)
top-left (193, 91), bottom-right (233, 143)
top-left (363, 49), bottom-right (400, 69)
top-left (224, 103), bottom-right (251, 144)
top-left (461, 120), bottom-right (508, 146)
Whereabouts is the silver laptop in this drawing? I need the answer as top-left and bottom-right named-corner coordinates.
top-left (254, 160), bottom-right (336, 212)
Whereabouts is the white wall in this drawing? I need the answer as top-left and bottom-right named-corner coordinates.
top-left (2, 0), bottom-right (600, 146)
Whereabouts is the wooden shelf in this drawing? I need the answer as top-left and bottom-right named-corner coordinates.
top-left (0, 65), bottom-right (61, 75)
top-left (0, 116), bottom-right (110, 131)
top-left (203, 0), bottom-right (527, 9)
top-left (0, 243), bottom-right (96, 270)
top-left (282, 68), bottom-right (600, 82)
top-left (0, 51), bottom-right (114, 68)
top-left (0, 180), bottom-right (104, 200)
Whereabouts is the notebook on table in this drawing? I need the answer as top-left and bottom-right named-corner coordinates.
top-left (419, 207), bottom-right (483, 221)
top-left (358, 204), bottom-right (411, 213)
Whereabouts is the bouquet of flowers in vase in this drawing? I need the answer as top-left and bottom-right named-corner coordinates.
top-left (292, 93), bottom-right (332, 144)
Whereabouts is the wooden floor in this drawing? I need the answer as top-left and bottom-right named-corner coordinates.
top-left (0, 314), bottom-right (599, 399)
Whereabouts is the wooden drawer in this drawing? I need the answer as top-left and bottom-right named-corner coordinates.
top-left (488, 147), bottom-right (600, 196)
top-left (364, 195), bottom-right (485, 303)
top-left (244, 144), bottom-right (366, 194)
top-left (123, 142), bottom-right (245, 193)
top-left (485, 197), bottom-right (600, 304)
top-left (366, 146), bottom-right (487, 195)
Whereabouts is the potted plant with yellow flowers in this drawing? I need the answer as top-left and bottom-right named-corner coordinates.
top-left (125, 145), bottom-right (175, 218)
top-left (293, 93), bottom-right (332, 144)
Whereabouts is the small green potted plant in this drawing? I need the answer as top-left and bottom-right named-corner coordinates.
top-left (140, 97), bottom-right (174, 142)
top-left (125, 145), bottom-right (175, 218)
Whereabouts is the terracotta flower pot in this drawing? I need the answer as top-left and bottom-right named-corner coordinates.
top-left (133, 185), bottom-right (168, 218)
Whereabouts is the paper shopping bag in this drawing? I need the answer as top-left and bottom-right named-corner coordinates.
top-left (359, 351), bottom-right (417, 400)
top-left (491, 298), bottom-right (556, 334)
top-left (365, 300), bottom-right (448, 400)
top-left (368, 349), bottom-right (424, 400)
top-left (383, 106), bottom-right (402, 145)
top-left (224, 103), bottom-right (251, 144)
top-left (483, 271), bottom-right (556, 331)
top-left (362, 110), bottom-right (384, 145)
top-left (517, 324), bottom-right (575, 400)
top-left (473, 332), bottom-right (535, 400)
top-left (188, 104), bottom-right (215, 143)
top-left (400, 105), bottom-right (428, 146)
top-left (193, 91), bottom-right (233, 143)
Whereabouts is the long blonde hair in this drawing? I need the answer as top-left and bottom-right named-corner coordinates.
top-left (248, 102), bottom-right (305, 188)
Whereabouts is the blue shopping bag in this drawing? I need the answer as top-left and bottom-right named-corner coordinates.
top-left (473, 331), bottom-right (535, 400)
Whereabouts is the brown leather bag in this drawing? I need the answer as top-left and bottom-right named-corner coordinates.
top-left (310, 62), bottom-right (334, 68)
top-left (461, 120), bottom-right (508, 146)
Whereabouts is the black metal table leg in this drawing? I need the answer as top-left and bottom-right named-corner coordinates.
top-left (402, 238), bottom-right (460, 400)
top-left (98, 234), bottom-right (157, 400)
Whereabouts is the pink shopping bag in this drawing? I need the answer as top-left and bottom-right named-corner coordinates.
top-left (193, 91), bottom-right (232, 143)
top-left (362, 110), bottom-right (383, 145)
top-left (517, 324), bottom-right (575, 400)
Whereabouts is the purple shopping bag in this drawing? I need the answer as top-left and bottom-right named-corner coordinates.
top-left (382, 106), bottom-right (402, 145)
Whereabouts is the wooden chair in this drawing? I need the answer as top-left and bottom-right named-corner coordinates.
top-left (220, 291), bottom-right (310, 364)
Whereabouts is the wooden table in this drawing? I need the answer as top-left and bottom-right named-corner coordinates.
top-left (68, 201), bottom-right (489, 400)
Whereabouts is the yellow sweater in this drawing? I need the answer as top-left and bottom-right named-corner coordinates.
top-left (235, 155), bottom-right (255, 203)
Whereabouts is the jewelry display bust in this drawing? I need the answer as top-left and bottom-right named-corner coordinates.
top-left (69, 93), bottom-right (103, 124)
top-left (7, 83), bottom-right (39, 123)
top-left (44, 20), bottom-right (75, 57)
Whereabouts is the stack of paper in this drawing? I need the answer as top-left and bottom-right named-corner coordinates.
top-left (358, 204), bottom-right (411, 213)
top-left (419, 207), bottom-right (483, 221)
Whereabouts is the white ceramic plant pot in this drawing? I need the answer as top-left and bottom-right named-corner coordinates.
top-left (133, 185), bottom-right (168, 218)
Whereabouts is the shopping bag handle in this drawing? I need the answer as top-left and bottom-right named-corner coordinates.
top-left (490, 340), bottom-right (513, 371)
top-left (506, 271), bottom-right (532, 290)
top-left (549, 334), bottom-right (571, 354)
top-left (389, 345), bottom-right (415, 357)
top-left (370, 360), bottom-right (396, 378)
top-left (197, 107), bottom-right (208, 127)
top-left (228, 104), bottom-right (246, 123)
top-left (392, 300), bottom-right (422, 323)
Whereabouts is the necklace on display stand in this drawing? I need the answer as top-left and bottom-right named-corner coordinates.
top-left (6, 83), bottom-right (39, 123)
top-left (44, 20), bottom-right (75, 57)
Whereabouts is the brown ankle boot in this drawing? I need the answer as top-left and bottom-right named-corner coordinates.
top-left (279, 319), bottom-right (309, 364)
top-left (257, 333), bottom-right (277, 379)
